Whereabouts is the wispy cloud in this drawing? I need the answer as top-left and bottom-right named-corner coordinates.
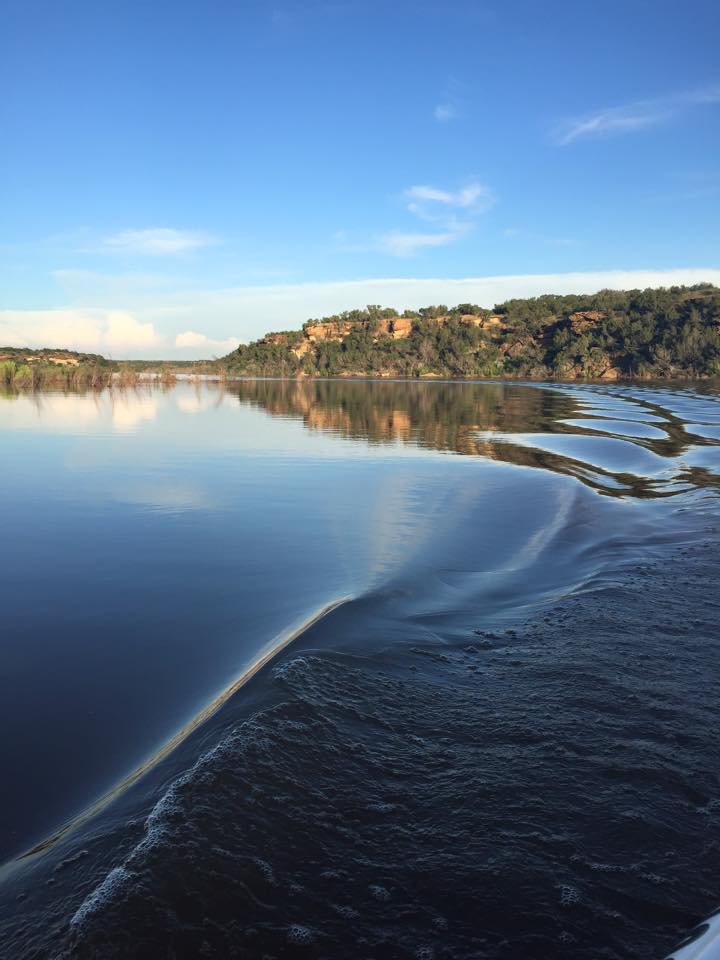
top-left (556, 83), bottom-right (720, 145)
top-left (375, 179), bottom-right (494, 257)
top-left (434, 103), bottom-right (457, 122)
top-left (502, 226), bottom-right (578, 248)
top-left (53, 268), bottom-right (181, 297)
top-left (270, 7), bottom-right (292, 28)
top-left (101, 228), bottom-right (218, 256)
top-left (377, 230), bottom-right (461, 258)
top-left (405, 181), bottom-right (494, 217)
top-left (432, 75), bottom-right (463, 123)
top-left (557, 105), bottom-right (667, 145)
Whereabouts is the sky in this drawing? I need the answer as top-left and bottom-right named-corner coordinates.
top-left (1, 0), bottom-right (719, 358)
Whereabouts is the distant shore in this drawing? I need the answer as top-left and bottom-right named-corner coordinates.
top-left (3, 283), bottom-right (720, 389)
top-left (2, 363), bottom-right (719, 393)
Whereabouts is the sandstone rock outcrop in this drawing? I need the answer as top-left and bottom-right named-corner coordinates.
top-left (305, 321), bottom-right (355, 342)
top-left (569, 310), bottom-right (606, 334)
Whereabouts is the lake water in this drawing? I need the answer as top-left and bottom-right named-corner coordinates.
top-left (0, 379), bottom-right (719, 959)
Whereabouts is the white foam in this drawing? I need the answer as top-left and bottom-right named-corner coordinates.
top-left (287, 923), bottom-right (314, 945)
top-left (70, 866), bottom-right (137, 930)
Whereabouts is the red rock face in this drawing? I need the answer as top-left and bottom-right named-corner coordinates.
top-left (460, 314), bottom-right (504, 329)
top-left (569, 310), bottom-right (606, 334)
top-left (389, 317), bottom-right (413, 339)
top-left (305, 321), bottom-right (355, 342)
top-left (260, 311), bottom-right (511, 367)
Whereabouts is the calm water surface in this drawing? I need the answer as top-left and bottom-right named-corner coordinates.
top-left (0, 379), bottom-right (719, 959)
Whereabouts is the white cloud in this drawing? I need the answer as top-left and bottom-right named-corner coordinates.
top-left (434, 103), bottom-right (457, 122)
top-left (557, 83), bottom-right (720, 145)
top-left (205, 269), bottom-right (720, 322)
top-left (175, 330), bottom-right (213, 348)
top-left (377, 230), bottom-right (460, 258)
top-left (175, 330), bottom-right (240, 353)
top-left (106, 311), bottom-right (160, 349)
top-left (0, 308), bottom-right (160, 357)
top-left (102, 228), bottom-right (217, 256)
top-left (374, 179), bottom-right (494, 256)
top-left (557, 107), bottom-right (664, 145)
top-left (405, 181), bottom-right (494, 213)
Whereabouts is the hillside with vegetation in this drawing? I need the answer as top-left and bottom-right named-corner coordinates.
top-left (0, 348), bottom-right (204, 390)
top-left (223, 285), bottom-right (720, 381)
top-left (4, 285), bottom-right (719, 389)
top-left (0, 348), bottom-right (118, 390)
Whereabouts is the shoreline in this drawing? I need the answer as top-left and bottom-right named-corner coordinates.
top-left (2, 372), bottom-right (719, 393)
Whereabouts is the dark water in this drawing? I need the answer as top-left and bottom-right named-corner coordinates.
top-left (0, 379), bottom-right (719, 959)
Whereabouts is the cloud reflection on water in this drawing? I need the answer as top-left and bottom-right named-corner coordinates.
top-left (1, 379), bottom-right (719, 501)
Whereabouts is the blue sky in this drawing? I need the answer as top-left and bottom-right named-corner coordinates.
top-left (2, 0), bottom-right (719, 357)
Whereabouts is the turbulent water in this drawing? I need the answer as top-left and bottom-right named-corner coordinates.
top-left (0, 379), bottom-right (719, 959)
